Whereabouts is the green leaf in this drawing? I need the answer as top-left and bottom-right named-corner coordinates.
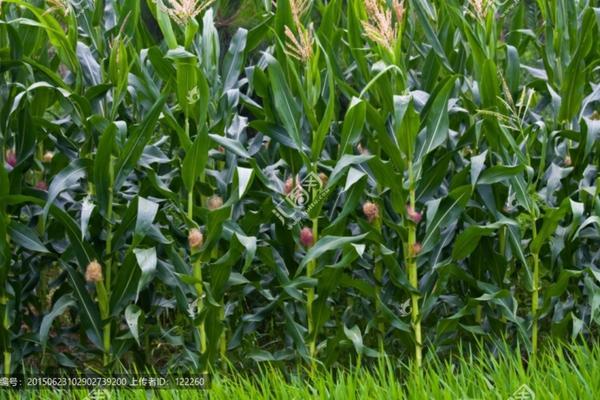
top-left (574, 216), bottom-right (600, 239)
top-left (531, 201), bottom-right (569, 254)
top-left (3, 0), bottom-right (80, 73)
top-left (164, 47), bottom-right (196, 60)
top-left (478, 164), bottom-right (525, 185)
top-left (411, 0), bottom-right (453, 71)
top-left (235, 167), bottom-right (254, 200)
top-left (125, 304), bottom-right (143, 346)
top-left (416, 76), bottom-right (456, 160)
top-left (134, 247), bottom-right (157, 300)
top-left (558, 8), bottom-right (596, 122)
top-left (505, 45), bottom-right (520, 95)
top-left (39, 294), bottom-right (76, 347)
top-left (394, 95), bottom-right (420, 160)
top-left (175, 58), bottom-right (198, 118)
top-left (422, 186), bottom-right (472, 254)
top-left (8, 221), bottom-right (49, 253)
top-left (133, 197), bottom-right (158, 246)
top-left (155, 0), bottom-right (178, 49)
top-left (203, 205), bottom-right (232, 253)
top-left (2, 195), bottom-right (96, 268)
top-left (233, 232), bottom-right (257, 271)
top-left (209, 134), bottom-right (250, 158)
top-left (109, 252), bottom-right (139, 315)
top-left (327, 154), bottom-right (373, 189)
top-left (298, 233), bottom-right (368, 275)
top-left (222, 28), bottom-right (248, 92)
top-left (344, 167), bottom-right (365, 192)
top-left (283, 307), bottom-right (308, 359)
top-left (378, 297), bottom-right (411, 333)
top-left (264, 53), bottom-right (306, 159)
top-left (343, 324), bottom-right (363, 353)
top-left (480, 59), bottom-right (499, 108)
top-left (470, 151), bottom-right (487, 184)
top-left (201, 9), bottom-right (220, 78)
top-left (343, 324), bottom-right (378, 357)
top-left (452, 220), bottom-right (517, 260)
top-left (114, 96), bottom-right (166, 191)
top-left (62, 262), bottom-right (103, 350)
top-left (182, 126), bottom-right (210, 192)
top-left (80, 197), bottom-right (95, 241)
top-left (339, 97), bottom-right (366, 155)
top-left (311, 44), bottom-right (336, 158)
top-left (94, 123), bottom-right (116, 217)
top-left (43, 158), bottom-right (89, 224)
top-left (148, 46), bottom-right (176, 82)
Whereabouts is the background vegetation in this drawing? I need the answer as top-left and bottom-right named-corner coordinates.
top-left (0, 0), bottom-right (599, 383)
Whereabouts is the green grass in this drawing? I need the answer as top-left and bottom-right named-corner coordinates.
top-left (1, 0), bottom-right (599, 387)
top-left (1, 342), bottom-right (598, 399)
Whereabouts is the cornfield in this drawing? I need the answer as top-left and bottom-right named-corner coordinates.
top-left (0, 0), bottom-right (599, 392)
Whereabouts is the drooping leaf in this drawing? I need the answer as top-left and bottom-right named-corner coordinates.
top-left (125, 304), bottom-right (144, 346)
top-left (39, 294), bottom-right (76, 347)
top-left (478, 164), bottom-right (525, 185)
top-left (8, 221), bottom-right (49, 253)
top-left (452, 220), bottom-right (517, 260)
top-left (298, 233), bottom-right (368, 275)
top-left (43, 158), bottom-right (89, 223)
top-left (134, 247), bottom-right (157, 300)
top-left (62, 262), bottom-right (103, 350)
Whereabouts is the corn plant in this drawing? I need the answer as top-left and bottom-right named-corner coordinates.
top-left (0, 0), bottom-right (598, 376)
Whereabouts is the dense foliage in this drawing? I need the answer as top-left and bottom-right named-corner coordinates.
top-left (0, 0), bottom-right (599, 375)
